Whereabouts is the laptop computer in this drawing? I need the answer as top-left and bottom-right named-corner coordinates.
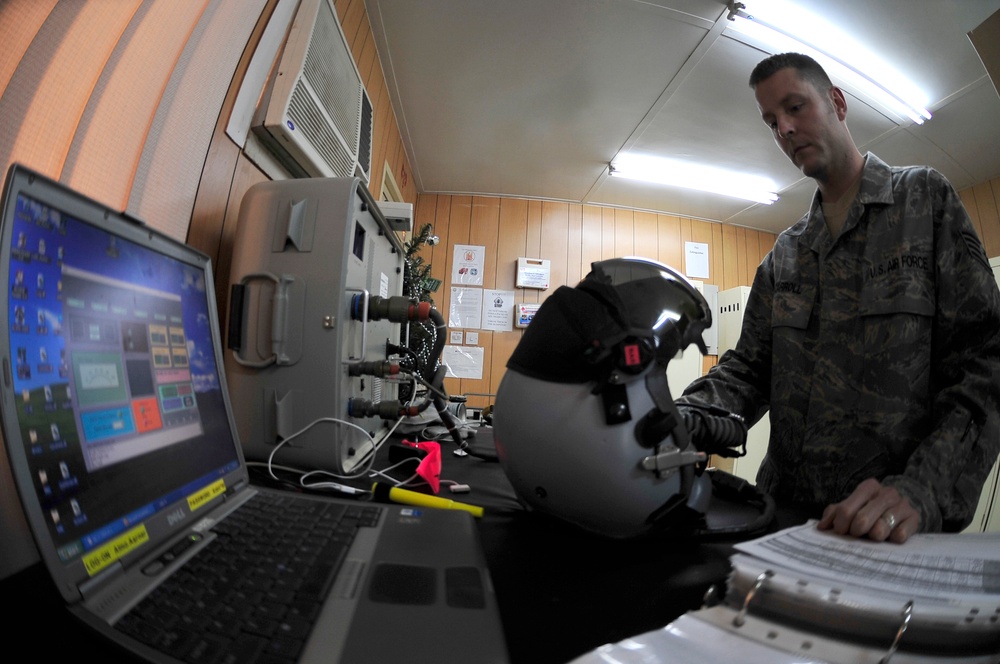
top-left (0, 163), bottom-right (508, 664)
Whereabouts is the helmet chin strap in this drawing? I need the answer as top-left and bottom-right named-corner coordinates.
top-left (637, 363), bottom-right (712, 534)
top-left (635, 320), bottom-right (707, 471)
top-left (634, 352), bottom-right (707, 521)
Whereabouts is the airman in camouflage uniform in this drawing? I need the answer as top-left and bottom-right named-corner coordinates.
top-left (678, 53), bottom-right (1000, 542)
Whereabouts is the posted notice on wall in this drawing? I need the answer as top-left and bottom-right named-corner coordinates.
top-left (449, 287), bottom-right (483, 329)
top-left (452, 244), bottom-right (485, 286)
top-left (685, 241), bottom-right (710, 279)
top-left (481, 289), bottom-right (515, 332)
top-left (443, 345), bottom-right (484, 379)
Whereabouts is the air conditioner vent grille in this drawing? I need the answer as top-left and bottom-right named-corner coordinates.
top-left (358, 92), bottom-right (373, 178)
top-left (303, 0), bottom-right (361, 152)
top-left (288, 80), bottom-right (354, 177)
top-left (253, 0), bottom-right (370, 182)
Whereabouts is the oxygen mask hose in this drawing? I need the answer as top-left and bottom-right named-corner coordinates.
top-left (678, 404), bottom-right (748, 458)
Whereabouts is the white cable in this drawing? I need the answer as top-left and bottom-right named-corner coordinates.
top-left (261, 377), bottom-right (420, 491)
top-left (266, 416), bottom-right (376, 482)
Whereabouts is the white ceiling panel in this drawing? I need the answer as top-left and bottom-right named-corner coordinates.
top-left (365, 0), bottom-right (1000, 234)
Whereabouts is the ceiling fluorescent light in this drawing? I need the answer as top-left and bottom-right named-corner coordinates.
top-left (609, 154), bottom-right (779, 205)
top-left (726, 2), bottom-right (932, 125)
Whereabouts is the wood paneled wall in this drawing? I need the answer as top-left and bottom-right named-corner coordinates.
top-left (423, 171), bottom-right (1000, 408)
top-left (415, 195), bottom-right (778, 407)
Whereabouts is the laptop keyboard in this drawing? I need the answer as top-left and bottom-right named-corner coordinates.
top-left (115, 491), bottom-right (383, 664)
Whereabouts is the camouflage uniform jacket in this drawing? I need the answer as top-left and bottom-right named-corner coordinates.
top-left (679, 153), bottom-right (1000, 532)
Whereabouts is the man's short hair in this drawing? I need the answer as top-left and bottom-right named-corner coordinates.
top-left (749, 53), bottom-right (834, 94)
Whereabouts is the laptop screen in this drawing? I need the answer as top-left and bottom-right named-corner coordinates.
top-left (0, 166), bottom-right (242, 587)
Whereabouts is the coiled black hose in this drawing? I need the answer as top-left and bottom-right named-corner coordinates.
top-left (678, 403), bottom-right (749, 458)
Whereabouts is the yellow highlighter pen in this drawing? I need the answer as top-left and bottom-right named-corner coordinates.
top-left (371, 482), bottom-right (484, 518)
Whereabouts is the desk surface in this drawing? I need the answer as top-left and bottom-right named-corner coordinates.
top-left (406, 426), bottom-right (782, 663)
top-left (3, 425), bottom-right (800, 664)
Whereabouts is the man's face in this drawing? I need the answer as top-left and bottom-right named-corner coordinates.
top-left (754, 67), bottom-right (845, 181)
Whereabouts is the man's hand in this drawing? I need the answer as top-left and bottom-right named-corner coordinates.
top-left (817, 478), bottom-right (920, 543)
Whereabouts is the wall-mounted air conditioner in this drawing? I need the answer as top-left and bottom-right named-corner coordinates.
top-left (252, 0), bottom-right (373, 183)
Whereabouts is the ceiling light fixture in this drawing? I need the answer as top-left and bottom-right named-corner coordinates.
top-left (608, 154), bottom-right (779, 205)
top-left (725, 1), bottom-right (932, 125)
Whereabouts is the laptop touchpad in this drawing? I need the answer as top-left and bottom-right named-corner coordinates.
top-left (369, 564), bottom-right (436, 604)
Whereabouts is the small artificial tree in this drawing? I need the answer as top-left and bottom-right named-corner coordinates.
top-left (403, 223), bottom-right (438, 305)
top-left (399, 223), bottom-right (441, 397)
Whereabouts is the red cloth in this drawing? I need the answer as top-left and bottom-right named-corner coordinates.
top-left (403, 440), bottom-right (441, 493)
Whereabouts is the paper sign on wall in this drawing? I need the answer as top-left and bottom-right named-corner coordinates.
top-left (481, 289), bottom-right (515, 331)
top-left (443, 345), bottom-right (484, 379)
top-left (452, 244), bottom-right (485, 285)
top-left (685, 242), bottom-right (710, 279)
top-left (448, 287), bottom-right (483, 329)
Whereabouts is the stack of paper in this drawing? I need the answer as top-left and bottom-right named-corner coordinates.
top-left (570, 522), bottom-right (1000, 664)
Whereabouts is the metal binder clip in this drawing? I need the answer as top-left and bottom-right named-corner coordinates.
top-left (733, 569), bottom-right (773, 627)
top-left (879, 600), bottom-right (914, 664)
top-left (702, 583), bottom-right (724, 607)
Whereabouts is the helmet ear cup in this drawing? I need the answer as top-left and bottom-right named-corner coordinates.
top-left (495, 369), bottom-right (690, 539)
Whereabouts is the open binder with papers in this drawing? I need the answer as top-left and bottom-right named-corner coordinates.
top-left (571, 522), bottom-right (1000, 664)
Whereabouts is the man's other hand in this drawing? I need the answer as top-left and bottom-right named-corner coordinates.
top-left (817, 478), bottom-right (919, 543)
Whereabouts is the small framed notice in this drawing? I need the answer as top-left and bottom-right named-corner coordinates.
top-left (515, 302), bottom-right (541, 328)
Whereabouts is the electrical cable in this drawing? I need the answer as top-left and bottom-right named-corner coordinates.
top-left (246, 461), bottom-right (372, 497)
top-left (254, 363), bottom-right (432, 496)
top-left (266, 417), bottom-right (376, 481)
top-left (368, 458), bottom-right (420, 484)
top-left (409, 371), bottom-right (449, 401)
top-left (264, 407), bottom-right (409, 486)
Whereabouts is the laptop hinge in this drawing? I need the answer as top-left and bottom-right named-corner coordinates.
top-left (77, 561), bottom-right (126, 602)
top-left (228, 477), bottom-right (249, 495)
